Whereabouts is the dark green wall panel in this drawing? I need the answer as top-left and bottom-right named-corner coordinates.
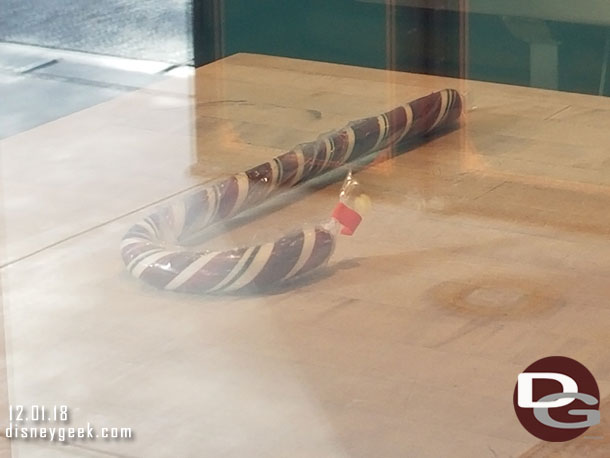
top-left (221, 0), bottom-right (388, 68)
top-left (193, 1), bottom-right (609, 96)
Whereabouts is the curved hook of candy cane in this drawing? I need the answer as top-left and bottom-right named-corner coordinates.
top-left (121, 89), bottom-right (463, 294)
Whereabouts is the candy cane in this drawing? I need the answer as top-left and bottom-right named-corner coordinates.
top-left (121, 89), bottom-right (462, 293)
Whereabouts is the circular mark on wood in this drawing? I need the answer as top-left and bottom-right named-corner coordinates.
top-left (429, 277), bottom-right (563, 318)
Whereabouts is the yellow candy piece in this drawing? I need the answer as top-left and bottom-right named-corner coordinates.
top-left (354, 194), bottom-right (372, 215)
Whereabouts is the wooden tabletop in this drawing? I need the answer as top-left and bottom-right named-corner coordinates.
top-left (1, 53), bottom-right (609, 457)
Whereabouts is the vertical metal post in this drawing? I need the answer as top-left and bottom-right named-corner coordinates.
top-left (458, 0), bottom-right (469, 80)
top-left (385, 0), bottom-right (397, 71)
top-left (599, 28), bottom-right (609, 96)
top-left (193, 0), bottom-right (225, 67)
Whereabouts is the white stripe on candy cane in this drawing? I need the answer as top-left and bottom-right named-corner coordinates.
top-left (120, 237), bottom-right (147, 250)
top-left (224, 242), bottom-right (274, 291)
top-left (135, 219), bottom-right (156, 238)
top-left (145, 217), bottom-right (161, 238)
top-left (440, 89), bottom-right (453, 127)
top-left (429, 89), bottom-right (449, 131)
top-left (284, 229), bottom-right (315, 280)
top-left (321, 138), bottom-right (333, 170)
top-left (230, 172), bottom-right (250, 215)
top-left (208, 247), bottom-right (256, 292)
top-left (397, 104), bottom-right (414, 143)
top-left (200, 187), bottom-right (217, 226)
top-left (289, 147), bottom-right (305, 186)
top-left (273, 157), bottom-right (284, 186)
top-left (131, 250), bottom-right (174, 278)
top-left (126, 247), bottom-right (164, 271)
top-left (429, 90), bottom-right (453, 131)
top-left (342, 126), bottom-right (356, 163)
top-left (265, 159), bottom-right (280, 196)
top-left (373, 114), bottom-right (387, 151)
top-left (164, 252), bottom-right (218, 290)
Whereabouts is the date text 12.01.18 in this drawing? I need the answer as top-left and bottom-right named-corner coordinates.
top-left (9, 405), bottom-right (69, 422)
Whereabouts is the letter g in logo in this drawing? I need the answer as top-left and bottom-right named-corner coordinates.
top-left (513, 356), bottom-right (600, 442)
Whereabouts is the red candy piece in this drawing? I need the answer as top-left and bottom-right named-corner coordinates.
top-left (332, 202), bottom-right (362, 236)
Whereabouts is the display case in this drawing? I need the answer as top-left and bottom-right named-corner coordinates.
top-left (1, 1), bottom-right (609, 457)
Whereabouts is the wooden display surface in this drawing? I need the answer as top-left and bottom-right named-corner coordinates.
top-left (1, 53), bottom-right (610, 457)
top-left (193, 53), bottom-right (610, 456)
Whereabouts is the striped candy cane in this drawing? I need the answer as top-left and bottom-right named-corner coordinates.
top-left (122, 89), bottom-right (462, 293)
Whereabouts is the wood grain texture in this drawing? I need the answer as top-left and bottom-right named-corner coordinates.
top-left (1, 53), bottom-right (609, 457)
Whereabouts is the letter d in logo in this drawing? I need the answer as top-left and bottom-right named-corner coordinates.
top-left (517, 372), bottom-right (578, 408)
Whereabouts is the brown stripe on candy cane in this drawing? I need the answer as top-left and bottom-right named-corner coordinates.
top-left (181, 188), bottom-right (213, 238)
top-left (124, 224), bottom-right (152, 240)
top-left (216, 176), bottom-right (240, 219)
top-left (212, 246), bottom-right (262, 292)
top-left (292, 228), bottom-right (336, 278)
top-left (382, 104), bottom-right (408, 146)
top-left (407, 91), bottom-right (442, 136)
top-left (308, 138), bottom-right (330, 177)
top-left (249, 231), bottom-right (305, 289)
top-left (121, 241), bottom-right (156, 266)
top-left (244, 161), bottom-right (274, 206)
top-left (328, 127), bottom-right (350, 165)
top-left (299, 142), bottom-right (319, 182)
top-left (350, 116), bottom-right (383, 158)
top-left (138, 251), bottom-right (200, 289)
top-left (172, 248), bottom-right (250, 293)
top-left (276, 150), bottom-right (301, 187)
